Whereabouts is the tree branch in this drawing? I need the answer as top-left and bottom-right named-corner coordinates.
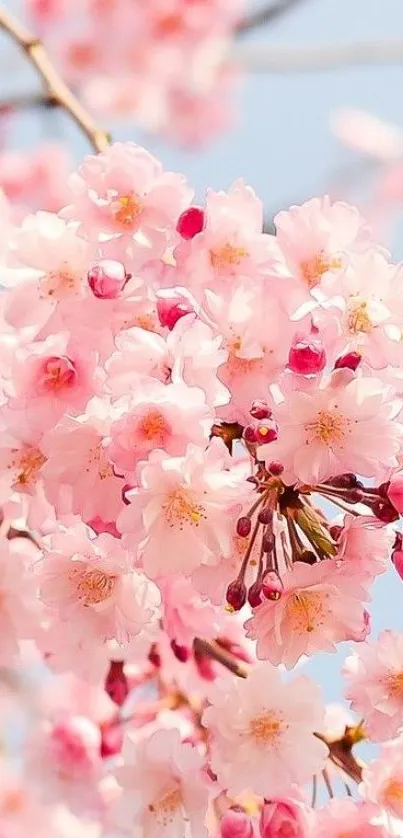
top-left (236, 0), bottom-right (307, 37)
top-left (0, 4), bottom-right (110, 153)
top-left (234, 39), bottom-right (403, 73)
top-left (193, 638), bottom-right (248, 679)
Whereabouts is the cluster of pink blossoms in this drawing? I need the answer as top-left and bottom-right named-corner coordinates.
top-left (25, 0), bottom-right (244, 145)
top-left (2, 140), bottom-right (403, 835)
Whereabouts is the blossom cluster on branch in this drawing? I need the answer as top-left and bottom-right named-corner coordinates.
top-left (0, 138), bottom-right (403, 836)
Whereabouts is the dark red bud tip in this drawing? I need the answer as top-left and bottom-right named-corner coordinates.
top-left (255, 420), bottom-right (278, 445)
top-left (250, 400), bottom-right (272, 420)
top-left (268, 461), bottom-right (284, 476)
top-left (148, 645), bottom-right (161, 668)
top-left (170, 639), bottom-right (190, 663)
top-left (262, 531), bottom-right (275, 553)
top-left (248, 582), bottom-right (263, 608)
top-left (243, 423), bottom-right (258, 444)
top-left (372, 499), bottom-right (399, 523)
top-left (334, 351), bottom-right (361, 371)
top-left (258, 506), bottom-right (273, 525)
top-left (236, 516), bottom-right (252, 537)
top-left (88, 260), bottom-right (128, 299)
top-left (226, 579), bottom-right (247, 611)
top-left (326, 473), bottom-right (358, 489)
top-left (329, 525), bottom-right (343, 541)
top-left (177, 206), bottom-right (205, 240)
top-left (262, 571), bottom-right (283, 600)
top-left (100, 720), bottom-right (124, 758)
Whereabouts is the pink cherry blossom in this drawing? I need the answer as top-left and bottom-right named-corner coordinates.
top-left (108, 379), bottom-right (212, 475)
top-left (361, 735), bottom-right (403, 820)
top-left (118, 440), bottom-right (252, 578)
top-left (245, 560), bottom-right (370, 668)
top-left (113, 728), bottom-right (210, 838)
top-left (336, 514), bottom-right (394, 579)
top-left (203, 662), bottom-right (327, 797)
top-left (344, 630), bottom-right (403, 741)
top-left (36, 525), bottom-right (160, 678)
top-left (313, 800), bottom-right (388, 837)
top-left (258, 373), bottom-right (402, 485)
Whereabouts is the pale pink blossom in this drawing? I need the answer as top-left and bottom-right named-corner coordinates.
top-left (108, 379), bottom-right (212, 474)
top-left (275, 196), bottom-right (374, 296)
top-left (113, 728), bottom-right (209, 838)
top-left (336, 514), bottom-right (394, 578)
top-left (118, 440), bottom-right (252, 578)
top-left (245, 560), bottom-right (370, 669)
top-left (160, 576), bottom-right (222, 647)
top-left (5, 333), bottom-right (101, 433)
top-left (63, 142), bottom-right (192, 256)
top-left (37, 525), bottom-right (160, 677)
top-left (106, 326), bottom-right (168, 401)
top-left (0, 535), bottom-right (39, 666)
top-left (258, 373), bottom-right (402, 485)
top-left (344, 631), bottom-right (403, 741)
top-left (40, 397), bottom-right (124, 523)
top-left (313, 800), bottom-right (388, 837)
top-left (362, 735), bottom-right (403, 820)
top-left (203, 662), bottom-right (327, 797)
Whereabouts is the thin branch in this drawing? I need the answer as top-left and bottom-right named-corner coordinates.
top-left (0, 91), bottom-right (56, 114)
top-left (236, 0), bottom-right (307, 36)
top-left (0, 4), bottom-right (110, 153)
top-left (233, 39), bottom-right (403, 74)
top-left (193, 638), bottom-right (248, 679)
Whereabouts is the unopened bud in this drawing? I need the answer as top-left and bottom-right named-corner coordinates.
top-left (250, 400), bottom-right (272, 420)
top-left (220, 809), bottom-right (254, 838)
top-left (288, 333), bottom-right (326, 376)
top-left (372, 498), bottom-right (399, 523)
top-left (105, 660), bottom-right (129, 707)
top-left (260, 799), bottom-right (308, 838)
top-left (226, 578), bottom-right (247, 611)
top-left (88, 260), bottom-right (128, 299)
top-left (156, 293), bottom-right (195, 330)
top-left (176, 206), bottom-right (205, 240)
top-left (237, 516), bottom-right (252, 537)
top-left (248, 581), bottom-right (263, 608)
top-left (170, 639), bottom-right (190, 663)
top-left (262, 571), bottom-right (283, 600)
top-left (387, 473), bottom-right (403, 515)
top-left (268, 461), bottom-right (284, 476)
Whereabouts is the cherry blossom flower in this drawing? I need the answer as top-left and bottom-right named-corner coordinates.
top-left (118, 440), bottom-right (252, 578)
top-left (344, 631), bottom-right (403, 742)
top-left (313, 800), bottom-right (388, 837)
top-left (113, 728), bottom-right (210, 838)
top-left (361, 735), bottom-right (403, 820)
top-left (203, 662), bottom-right (327, 797)
top-left (245, 560), bottom-right (370, 668)
top-left (258, 373), bottom-right (402, 485)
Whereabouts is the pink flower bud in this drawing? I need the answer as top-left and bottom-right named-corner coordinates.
top-left (220, 809), bottom-right (254, 838)
top-left (49, 716), bottom-right (101, 779)
top-left (255, 420), bottom-right (278, 445)
top-left (250, 400), bottom-right (272, 420)
top-left (388, 473), bottom-right (403, 514)
top-left (288, 333), bottom-right (326, 375)
top-left (372, 498), bottom-right (399, 523)
top-left (262, 571), bottom-right (283, 601)
top-left (156, 293), bottom-right (195, 330)
top-left (268, 461), bottom-right (284, 476)
top-left (334, 351), bottom-right (361, 371)
top-left (248, 581), bottom-right (263, 607)
top-left (105, 660), bottom-right (129, 707)
top-left (177, 206), bottom-right (205, 239)
top-left (88, 260), bottom-right (128, 299)
top-left (260, 799), bottom-right (308, 838)
top-left (171, 639), bottom-right (190, 662)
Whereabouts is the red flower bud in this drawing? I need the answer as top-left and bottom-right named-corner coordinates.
top-left (388, 473), bottom-right (403, 515)
top-left (262, 571), bottom-right (283, 601)
top-left (250, 400), bottom-right (272, 420)
top-left (156, 293), bottom-right (195, 330)
top-left (88, 260), bottom-right (128, 299)
top-left (220, 809), bottom-right (254, 838)
top-left (334, 351), bottom-right (361, 371)
top-left (170, 639), bottom-right (190, 663)
top-left (226, 579), bottom-right (247, 611)
top-left (105, 660), bottom-right (129, 707)
top-left (237, 516), bottom-right (252, 537)
top-left (288, 333), bottom-right (326, 376)
top-left (177, 206), bottom-right (205, 239)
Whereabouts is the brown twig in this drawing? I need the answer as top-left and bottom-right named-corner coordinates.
top-left (193, 638), bottom-right (248, 679)
top-left (236, 0), bottom-right (307, 36)
top-left (0, 4), bottom-right (110, 153)
top-left (315, 731), bottom-right (364, 785)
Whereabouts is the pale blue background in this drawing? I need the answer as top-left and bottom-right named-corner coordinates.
top-left (1, 0), bottom-right (403, 738)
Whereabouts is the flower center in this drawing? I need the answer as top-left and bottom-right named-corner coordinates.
top-left (285, 591), bottom-right (328, 634)
top-left (386, 672), bottom-right (403, 699)
top-left (305, 409), bottom-right (347, 446)
top-left (163, 488), bottom-right (206, 529)
top-left (112, 193), bottom-right (143, 229)
top-left (41, 267), bottom-right (79, 299)
top-left (37, 356), bottom-right (77, 394)
top-left (382, 779), bottom-right (403, 811)
top-left (249, 711), bottom-right (285, 745)
top-left (210, 243), bottom-right (248, 272)
top-left (300, 251), bottom-right (343, 289)
top-left (69, 563), bottom-right (117, 606)
top-left (149, 786), bottom-right (183, 825)
top-left (12, 446), bottom-right (47, 488)
top-left (347, 299), bottom-right (373, 334)
top-left (138, 410), bottom-right (171, 444)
